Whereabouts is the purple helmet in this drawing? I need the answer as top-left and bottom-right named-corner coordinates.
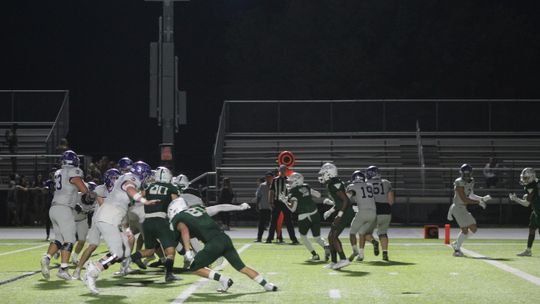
top-left (104, 168), bottom-right (121, 189)
top-left (351, 170), bottom-right (366, 182)
top-left (117, 157), bottom-right (133, 173)
top-left (130, 161), bottom-right (152, 182)
top-left (366, 165), bottom-right (380, 180)
top-left (61, 150), bottom-right (80, 167)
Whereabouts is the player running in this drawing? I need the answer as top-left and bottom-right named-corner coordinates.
top-left (284, 172), bottom-right (330, 261)
top-left (71, 181), bottom-right (98, 266)
top-left (130, 166), bottom-right (181, 282)
top-left (509, 167), bottom-right (540, 256)
top-left (40, 150), bottom-right (91, 280)
top-left (347, 170), bottom-right (377, 262)
top-left (318, 163), bottom-right (354, 270)
top-left (168, 197), bottom-right (277, 292)
top-left (447, 164), bottom-right (491, 257)
top-left (83, 161), bottom-right (158, 294)
top-left (365, 166), bottom-right (395, 261)
top-left (72, 168), bottom-right (121, 280)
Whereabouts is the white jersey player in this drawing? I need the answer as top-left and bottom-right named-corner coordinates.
top-left (84, 161), bottom-right (158, 294)
top-left (40, 150), bottom-right (90, 280)
top-left (73, 169), bottom-right (121, 280)
top-left (347, 170), bottom-right (377, 262)
top-left (448, 164), bottom-right (491, 256)
top-left (71, 182), bottom-right (98, 266)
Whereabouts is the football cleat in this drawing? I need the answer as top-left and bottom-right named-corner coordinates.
top-left (56, 268), bottom-right (73, 280)
top-left (40, 255), bottom-right (50, 280)
top-left (149, 259), bottom-right (164, 268)
top-left (372, 239), bottom-right (380, 256)
top-left (310, 254), bottom-right (320, 261)
top-left (83, 272), bottom-right (99, 295)
top-left (348, 252), bottom-right (358, 262)
top-left (517, 249), bottom-right (532, 257)
top-left (217, 277), bottom-right (234, 292)
top-left (132, 255), bottom-right (147, 270)
top-left (356, 254), bottom-right (364, 262)
top-left (323, 262), bottom-right (336, 269)
top-left (453, 250), bottom-right (464, 257)
top-left (382, 252), bottom-right (389, 261)
top-left (165, 273), bottom-right (181, 282)
top-left (264, 283), bottom-right (278, 292)
top-left (332, 259), bottom-right (351, 270)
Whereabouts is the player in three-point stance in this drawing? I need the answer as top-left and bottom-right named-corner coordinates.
top-left (447, 164), bottom-right (491, 257)
top-left (509, 167), bottom-right (540, 256)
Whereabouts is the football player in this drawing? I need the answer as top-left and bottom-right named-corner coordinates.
top-left (40, 150), bottom-right (91, 280)
top-left (168, 197), bottom-right (277, 292)
top-left (285, 172), bottom-right (330, 261)
top-left (318, 163), bottom-right (355, 270)
top-left (364, 166), bottom-right (395, 261)
top-left (509, 168), bottom-right (540, 256)
top-left (347, 170), bottom-right (377, 262)
top-left (73, 168), bottom-right (120, 280)
top-left (71, 181), bottom-right (98, 266)
top-left (130, 166), bottom-right (181, 282)
top-left (83, 161), bottom-right (158, 294)
top-left (447, 164), bottom-right (491, 257)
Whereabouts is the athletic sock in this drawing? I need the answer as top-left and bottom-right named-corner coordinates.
top-left (338, 251), bottom-right (346, 260)
top-left (254, 274), bottom-right (273, 289)
top-left (301, 234), bottom-right (315, 253)
top-left (311, 250), bottom-right (317, 256)
top-left (316, 236), bottom-right (329, 248)
top-left (60, 263), bottom-right (69, 270)
top-left (358, 248), bottom-right (364, 256)
top-left (45, 254), bottom-right (51, 260)
top-left (456, 232), bottom-right (468, 250)
top-left (208, 270), bottom-right (221, 281)
top-left (351, 245), bottom-right (359, 254)
top-left (331, 250), bottom-right (337, 263)
top-left (164, 258), bottom-right (174, 274)
top-left (527, 233), bottom-right (535, 249)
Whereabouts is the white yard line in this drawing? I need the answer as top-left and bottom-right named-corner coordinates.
top-left (328, 289), bottom-right (341, 299)
top-left (0, 244), bottom-right (47, 256)
top-left (460, 247), bottom-right (540, 286)
top-left (0, 242), bottom-right (45, 246)
top-left (171, 243), bottom-right (252, 304)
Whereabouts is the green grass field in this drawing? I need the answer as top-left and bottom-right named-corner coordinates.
top-left (1, 238), bottom-right (540, 303)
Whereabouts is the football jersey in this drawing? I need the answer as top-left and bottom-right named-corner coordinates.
top-left (97, 173), bottom-right (141, 225)
top-left (367, 178), bottom-right (393, 203)
top-left (51, 165), bottom-right (84, 208)
top-left (346, 181), bottom-right (376, 211)
top-left (74, 192), bottom-right (96, 221)
top-left (453, 177), bottom-right (475, 206)
top-left (326, 177), bottom-right (354, 216)
top-left (144, 182), bottom-right (179, 213)
top-left (288, 184), bottom-right (317, 215)
top-left (170, 205), bottom-right (223, 243)
top-left (94, 184), bottom-right (109, 198)
top-left (524, 180), bottom-right (540, 215)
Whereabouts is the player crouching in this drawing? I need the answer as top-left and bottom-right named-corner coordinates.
top-left (168, 197), bottom-right (278, 292)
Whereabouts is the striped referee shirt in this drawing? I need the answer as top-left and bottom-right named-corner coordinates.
top-left (270, 175), bottom-right (288, 203)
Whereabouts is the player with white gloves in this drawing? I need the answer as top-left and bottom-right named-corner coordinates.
top-left (509, 167), bottom-right (540, 256)
top-left (83, 161), bottom-right (158, 294)
top-left (40, 150), bottom-right (91, 281)
top-left (447, 164), bottom-right (492, 257)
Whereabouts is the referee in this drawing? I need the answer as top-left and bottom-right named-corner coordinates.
top-left (265, 165), bottom-right (299, 244)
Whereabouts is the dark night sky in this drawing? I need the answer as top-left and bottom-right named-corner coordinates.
top-left (2, 1), bottom-right (540, 176)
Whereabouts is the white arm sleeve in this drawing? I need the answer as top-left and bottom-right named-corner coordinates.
top-left (310, 189), bottom-right (321, 198)
top-left (206, 204), bottom-right (244, 217)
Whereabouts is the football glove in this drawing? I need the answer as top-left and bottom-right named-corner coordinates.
top-left (278, 193), bottom-right (288, 204)
top-left (323, 198), bottom-right (334, 206)
top-left (479, 201), bottom-right (487, 209)
top-left (509, 193), bottom-right (530, 207)
top-left (240, 203), bottom-right (251, 210)
top-left (323, 207), bottom-right (335, 220)
top-left (481, 195), bottom-right (492, 202)
top-left (185, 250), bottom-right (195, 263)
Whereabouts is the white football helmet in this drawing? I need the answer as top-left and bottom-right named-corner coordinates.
top-left (520, 167), bottom-right (536, 185)
top-left (173, 174), bottom-right (190, 190)
top-left (318, 162), bottom-right (338, 184)
top-left (167, 197), bottom-right (189, 220)
top-left (154, 166), bottom-right (173, 183)
top-left (287, 172), bottom-right (304, 189)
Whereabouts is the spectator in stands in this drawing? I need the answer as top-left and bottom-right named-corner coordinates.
top-left (6, 180), bottom-right (18, 226)
top-left (5, 123), bottom-right (18, 174)
top-left (483, 157), bottom-right (500, 188)
top-left (16, 176), bottom-right (30, 225)
top-left (218, 177), bottom-right (235, 230)
top-left (30, 173), bottom-right (46, 226)
top-left (254, 174), bottom-right (273, 242)
top-left (55, 137), bottom-right (69, 154)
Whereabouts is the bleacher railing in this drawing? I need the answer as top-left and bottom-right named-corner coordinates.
top-left (45, 91), bottom-right (70, 155)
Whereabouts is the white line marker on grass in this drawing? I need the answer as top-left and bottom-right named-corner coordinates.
top-left (171, 243), bottom-right (252, 304)
top-left (0, 244), bottom-right (47, 256)
top-left (460, 247), bottom-right (540, 286)
top-left (329, 289), bottom-right (341, 299)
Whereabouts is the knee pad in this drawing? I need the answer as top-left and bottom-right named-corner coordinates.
top-left (61, 242), bottom-right (74, 252)
top-left (378, 234), bottom-right (388, 239)
top-left (53, 240), bottom-right (62, 249)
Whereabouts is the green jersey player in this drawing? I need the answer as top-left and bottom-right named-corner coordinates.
top-left (285, 172), bottom-right (330, 261)
top-left (318, 163), bottom-right (355, 270)
top-left (509, 167), bottom-right (540, 256)
top-left (130, 167), bottom-right (180, 282)
top-left (168, 198), bottom-right (277, 292)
